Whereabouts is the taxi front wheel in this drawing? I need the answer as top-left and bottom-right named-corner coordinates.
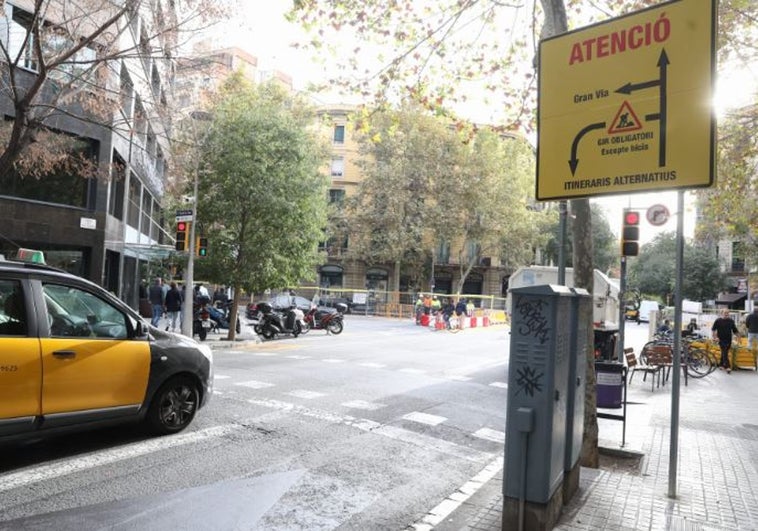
top-left (146, 376), bottom-right (199, 435)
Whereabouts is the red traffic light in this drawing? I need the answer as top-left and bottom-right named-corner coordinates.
top-left (623, 211), bottom-right (640, 225)
top-left (177, 221), bottom-right (187, 231)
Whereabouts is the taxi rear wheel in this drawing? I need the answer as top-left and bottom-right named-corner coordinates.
top-left (146, 376), bottom-right (199, 435)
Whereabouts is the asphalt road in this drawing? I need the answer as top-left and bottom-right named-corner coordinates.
top-left (0, 316), bottom-right (512, 530)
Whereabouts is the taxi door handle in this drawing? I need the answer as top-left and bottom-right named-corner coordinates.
top-left (53, 350), bottom-right (76, 359)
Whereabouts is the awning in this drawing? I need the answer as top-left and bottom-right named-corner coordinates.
top-left (716, 292), bottom-right (747, 304)
top-left (105, 241), bottom-right (176, 260)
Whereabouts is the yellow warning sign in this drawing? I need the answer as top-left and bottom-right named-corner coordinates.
top-left (608, 101), bottom-right (642, 134)
top-left (536, 0), bottom-right (716, 201)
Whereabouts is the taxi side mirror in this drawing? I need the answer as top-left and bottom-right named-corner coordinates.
top-left (134, 320), bottom-right (149, 338)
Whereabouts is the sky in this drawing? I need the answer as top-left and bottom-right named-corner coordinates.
top-left (216, 1), bottom-right (756, 244)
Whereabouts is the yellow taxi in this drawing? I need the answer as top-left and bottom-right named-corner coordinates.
top-left (0, 257), bottom-right (213, 442)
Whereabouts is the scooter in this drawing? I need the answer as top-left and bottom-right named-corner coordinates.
top-left (302, 303), bottom-right (346, 335)
top-left (257, 303), bottom-right (304, 340)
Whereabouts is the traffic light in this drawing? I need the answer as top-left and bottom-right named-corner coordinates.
top-left (621, 209), bottom-right (640, 256)
top-left (197, 237), bottom-right (208, 257)
top-left (175, 221), bottom-right (190, 251)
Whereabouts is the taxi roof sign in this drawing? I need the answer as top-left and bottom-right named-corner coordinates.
top-left (16, 248), bottom-right (46, 264)
top-left (536, 0), bottom-right (716, 201)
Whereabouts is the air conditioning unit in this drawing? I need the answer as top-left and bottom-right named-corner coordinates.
top-left (480, 257), bottom-right (491, 266)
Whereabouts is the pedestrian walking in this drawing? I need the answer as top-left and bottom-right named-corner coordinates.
top-left (148, 277), bottom-right (165, 328)
top-left (164, 282), bottom-right (183, 332)
top-left (712, 309), bottom-right (739, 373)
top-left (455, 297), bottom-right (467, 329)
top-left (745, 306), bottom-right (758, 351)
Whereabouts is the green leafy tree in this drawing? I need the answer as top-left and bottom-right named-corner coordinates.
top-left (542, 203), bottom-right (617, 274)
top-left (344, 105), bottom-right (546, 293)
top-left (696, 106), bottom-right (758, 269)
top-left (628, 232), bottom-right (727, 303)
top-left (192, 75), bottom-right (329, 339)
top-left (438, 127), bottom-right (547, 294)
top-left (344, 104), bottom-right (459, 291)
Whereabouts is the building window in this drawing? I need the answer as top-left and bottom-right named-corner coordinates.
top-left (732, 241), bottom-right (746, 272)
top-left (120, 64), bottom-right (134, 118)
top-left (465, 241), bottom-right (481, 263)
top-left (109, 152), bottom-right (126, 220)
top-left (328, 189), bottom-right (345, 206)
top-left (330, 157), bottom-right (344, 177)
top-left (134, 96), bottom-right (146, 144)
top-left (435, 241), bottom-right (450, 264)
top-left (319, 265), bottom-right (344, 288)
top-left (141, 191), bottom-right (152, 236)
top-left (333, 125), bottom-right (345, 144)
top-left (0, 128), bottom-right (94, 208)
top-left (146, 127), bottom-right (156, 158)
top-left (127, 176), bottom-right (141, 229)
top-left (0, 6), bottom-right (40, 71)
top-left (151, 198), bottom-right (161, 241)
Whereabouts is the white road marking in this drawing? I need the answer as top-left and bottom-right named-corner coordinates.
top-left (214, 375), bottom-right (231, 380)
top-left (0, 425), bottom-right (242, 493)
top-left (322, 358), bottom-right (346, 363)
top-left (472, 427), bottom-right (505, 443)
top-left (235, 380), bottom-right (275, 389)
top-left (286, 355), bottom-right (311, 360)
top-left (286, 390), bottom-right (326, 400)
top-left (489, 381), bottom-right (508, 389)
top-left (407, 456), bottom-right (504, 530)
top-left (341, 400), bottom-right (386, 411)
top-left (399, 368), bottom-right (427, 375)
top-left (246, 399), bottom-right (492, 464)
top-left (253, 352), bottom-right (278, 357)
top-left (447, 375), bottom-right (472, 382)
top-left (358, 362), bottom-right (386, 369)
top-left (402, 412), bottom-right (447, 426)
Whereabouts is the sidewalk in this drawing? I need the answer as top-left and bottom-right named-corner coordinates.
top-left (438, 366), bottom-right (758, 530)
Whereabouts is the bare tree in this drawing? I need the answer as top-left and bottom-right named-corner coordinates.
top-left (0, 0), bottom-right (227, 179)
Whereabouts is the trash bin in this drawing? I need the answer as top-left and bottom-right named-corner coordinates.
top-left (595, 361), bottom-right (625, 409)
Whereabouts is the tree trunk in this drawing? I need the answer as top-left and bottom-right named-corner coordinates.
top-left (572, 198), bottom-right (599, 468)
top-left (226, 285), bottom-right (242, 341)
top-left (539, 0), bottom-right (599, 468)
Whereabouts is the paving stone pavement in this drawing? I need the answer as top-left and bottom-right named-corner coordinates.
top-left (440, 365), bottom-right (758, 531)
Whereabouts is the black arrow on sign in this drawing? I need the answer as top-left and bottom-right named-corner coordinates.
top-left (569, 122), bottom-right (606, 175)
top-left (615, 49), bottom-right (670, 167)
top-left (657, 49), bottom-right (669, 166)
top-left (615, 79), bottom-right (660, 94)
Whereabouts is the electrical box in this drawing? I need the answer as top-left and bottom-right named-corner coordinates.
top-left (504, 284), bottom-right (572, 503)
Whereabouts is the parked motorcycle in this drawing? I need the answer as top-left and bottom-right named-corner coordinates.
top-left (302, 303), bottom-right (346, 335)
top-left (257, 302), bottom-right (305, 340)
top-left (207, 304), bottom-right (241, 333)
top-left (192, 302), bottom-right (213, 341)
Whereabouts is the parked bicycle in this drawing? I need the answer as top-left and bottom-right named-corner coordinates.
top-left (639, 334), bottom-right (715, 379)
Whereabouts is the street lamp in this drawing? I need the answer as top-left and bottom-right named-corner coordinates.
top-left (181, 171), bottom-right (199, 336)
top-left (180, 110), bottom-right (212, 337)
